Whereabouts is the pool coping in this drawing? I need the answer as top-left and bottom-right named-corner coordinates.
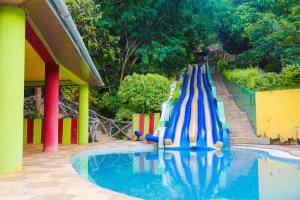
top-left (70, 144), bottom-right (300, 166)
top-left (233, 145), bottom-right (300, 160)
top-left (70, 145), bottom-right (156, 164)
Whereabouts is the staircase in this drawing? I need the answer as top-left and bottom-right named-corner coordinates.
top-left (212, 73), bottom-right (260, 145)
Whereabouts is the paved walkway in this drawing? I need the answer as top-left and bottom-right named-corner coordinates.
top-left (212, 73), bottom-right (260, 145)
top-left (0, 141), bottom-right (153, 200)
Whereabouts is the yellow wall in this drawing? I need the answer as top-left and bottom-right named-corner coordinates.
top-left (25, 40), bottom-right (74, 82)
top-left (25, 40), bottom-right (45, 81)
top-left (256, 89), bottom-right (300, 139)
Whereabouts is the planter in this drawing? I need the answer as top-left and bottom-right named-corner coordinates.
top-left (23, 118), bottom-right (78, 144)
top-left (132, 113), bottom-right (160, 140)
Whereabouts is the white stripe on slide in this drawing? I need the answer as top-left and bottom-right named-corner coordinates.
top-left (169, 66), bottom-right (193, 147)
top-left (200, 67), bottom-right (214, 148)
top-left (189, 65), bottom-right (199, 147)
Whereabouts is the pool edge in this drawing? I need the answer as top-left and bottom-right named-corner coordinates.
top-left (233, 145), bottom-right (300, 161)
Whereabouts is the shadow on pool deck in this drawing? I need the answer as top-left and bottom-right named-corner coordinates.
top-left (0, 141), bottom-right (299, 200)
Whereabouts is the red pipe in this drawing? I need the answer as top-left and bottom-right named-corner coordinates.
top-left (43, 63), bottom-right (59, 152)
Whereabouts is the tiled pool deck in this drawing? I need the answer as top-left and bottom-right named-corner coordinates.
top-left (0, 142), bottom-right (300, 200)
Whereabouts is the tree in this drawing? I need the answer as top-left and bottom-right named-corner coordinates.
top-left (219, 0), bottom-right (300, 71)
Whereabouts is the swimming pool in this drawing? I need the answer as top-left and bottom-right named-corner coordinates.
top-left (72, 147), bottom-right (300, 200)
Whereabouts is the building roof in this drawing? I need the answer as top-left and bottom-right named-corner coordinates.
top-left (1, 0), bottom-right (104, 86)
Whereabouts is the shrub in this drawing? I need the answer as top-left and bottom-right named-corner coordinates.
top-left (217, 59), bottom-right (230, 72)
top-left (223, 68), bottom-right (261, 89)
top-left (279, 64), bottom-right (300, 88)
top-left (172, 81), bottom-right (182, 100)
top-left (235, 51), bottom-right (259, 68)
top-left (115, 107), bottom-right (133, 121)
top-left (94, 92), bottom-right (120, 117)
top-left (253, 72), bottom-right (280, 91)
top-left (118, 73), bottom-right (171, 114)
top-left (223, 64), bottom-right (300, 91)
top-left (62, 86), bottom-right (78, 101)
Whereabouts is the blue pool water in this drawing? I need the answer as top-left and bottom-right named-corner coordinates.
top-left (72, 148), bottom-right (300, 200)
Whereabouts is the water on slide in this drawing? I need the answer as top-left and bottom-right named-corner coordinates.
top-left (164, 65), bottom-right (223, 149)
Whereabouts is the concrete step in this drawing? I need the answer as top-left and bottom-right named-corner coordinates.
top-left (230, 129), bottom-right (255, 134)
top-left (230, 133), bottom-right (257, 138)
top-left (230, 136), bottom-right (270, 145)
top-left (212, 73), bottom-right (267, 145)
top-left (230, 136), bottom-right (260, 145)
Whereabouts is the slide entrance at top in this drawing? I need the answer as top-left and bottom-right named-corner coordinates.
top-left (163, 65), bottom-right (223, 150)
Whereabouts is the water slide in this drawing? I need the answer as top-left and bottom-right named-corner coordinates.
top-left (162, 65), bottom-right (224, 149)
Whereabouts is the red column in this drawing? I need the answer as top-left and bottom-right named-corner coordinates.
top-left (43, 63), bottom-right (59, 152)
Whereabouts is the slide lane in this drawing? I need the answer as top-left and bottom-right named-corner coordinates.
top-left (163, 64), bottom-right (223, 149)
top-left (171, 66), bottom-right (194, 147)
top-left (196, 66), bottom-right (207, 148)
top-left (200, 66), bottom-right (214, 149)
top-left (180, 66), bottom-right (196, 148)
top-left (187, 66), bottom-right (199, 147)
top-left (202, 67), bottom-right (223, 147)
top-left (164, 71), bottom-right (190, 145)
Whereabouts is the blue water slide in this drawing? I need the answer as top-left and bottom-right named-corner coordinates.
top-left (180, 67), bottom-right (196, 148)
top-left (202, 68), bottom-right (223, 144)
top-left (196, 66), bottom-right (207, 148)
top-left (164, 74), bottom-right (189, 143)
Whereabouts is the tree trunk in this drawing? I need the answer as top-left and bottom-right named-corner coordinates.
top-left (35, 87), bottom-right (44, 117)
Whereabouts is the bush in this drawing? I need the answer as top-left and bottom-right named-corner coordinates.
top-left (223, 68), bottom-right (261, 89)
top-left (62, 86), bottom-right (78, 101)
top-left (253, 72), bottom-right (280, 91)
top-left (94, 92), bottom-right (120, 117)
top-left (115, 107), bottom-right (133, 121)
top-left (172, 81), bottom-right (182, 100)
top-left (235, 51), bottom-right (259, 68)
top-left (223, 64), bottom-right (300, 91)
top-left (279, 64), bottom-right (300, 88)
top-left (217, 59), bottom-right (230, 72)
top-left (118, 73), bottom-right (171, 114)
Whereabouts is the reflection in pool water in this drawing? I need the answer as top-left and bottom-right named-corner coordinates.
top-left (72, 148), bottom-right (300, 200)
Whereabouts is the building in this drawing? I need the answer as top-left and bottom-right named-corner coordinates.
top-left (0, 0), bottom-right (103, 173)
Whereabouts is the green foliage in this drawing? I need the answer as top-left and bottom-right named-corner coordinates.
top-left (118, 73), bottom-right (170, 114)
top-left (115, 107), bottom-right (133, 121)
top-left (223, 64), bottom-right (300, 91)
top-left (223, 68), bottom-right (261, 89)
top-left (94, 92), bottom-right (120, 117)
top-left (219, 0), bottom-right (300, 71)
top-left (280, 64), bottom-right (300, 87)
top-left (24, 88), bottom-right (35, 98)
top-left (172, 81), bottom-right (182, 101)
top-left (252, 72), bottom-right (281, 91)
top-left (61, 86), bottom-right (78, 102)
top-left (65, 0), bottom-right (300, 118)
top-left (67, 0), bottom-right (224, 92)
top-left (217, 59), bottom-right (230, 72)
